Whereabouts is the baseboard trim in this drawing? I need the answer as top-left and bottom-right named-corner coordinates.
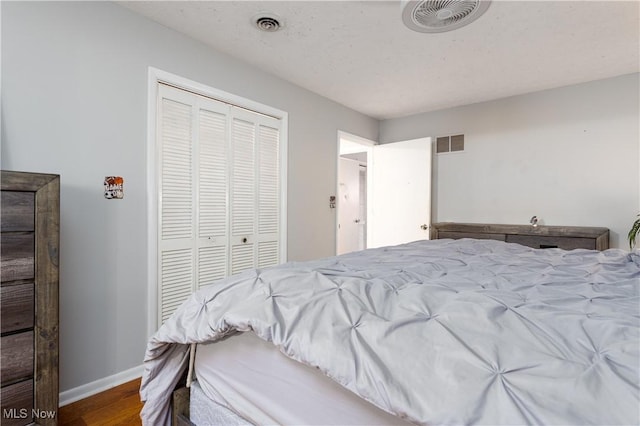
top-left (59, 364), bottom-right (144, 406)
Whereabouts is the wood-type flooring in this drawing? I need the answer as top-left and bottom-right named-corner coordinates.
top-left (58, 378), bottom-right (143, 426)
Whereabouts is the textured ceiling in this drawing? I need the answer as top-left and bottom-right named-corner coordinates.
top-left (119, 0), bottom-right (640, 119)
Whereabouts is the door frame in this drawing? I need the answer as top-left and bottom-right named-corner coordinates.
top-left (147, 67), bottom-right (289, 336)
top-left (336, 131), bottom-right (376, 255)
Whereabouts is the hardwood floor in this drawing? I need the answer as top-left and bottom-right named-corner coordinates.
top-left (58, 378), bottom-right (143, 426)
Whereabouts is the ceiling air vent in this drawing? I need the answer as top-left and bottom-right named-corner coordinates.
top-left (402, 0), bottom-right (491, 33)
top-left (253, 14), bottom-right (283, 32)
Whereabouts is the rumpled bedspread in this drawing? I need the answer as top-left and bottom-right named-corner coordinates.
top-left (140, 238), bottom-right (640, 425)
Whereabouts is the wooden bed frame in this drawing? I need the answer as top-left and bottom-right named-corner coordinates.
top-left (167, 348), bottom-right (195, 426)
top-left (172, 385), bottom-right (192, 426)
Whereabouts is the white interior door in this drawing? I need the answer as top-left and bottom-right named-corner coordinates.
top-left (337, 158), bottom-right (361, 254)
top-left (369, 137), bottom-right (432, 248)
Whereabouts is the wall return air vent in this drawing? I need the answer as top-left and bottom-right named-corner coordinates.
top-left (402, 0), bottom-right (491, 33)
top-left (436, 134), bottom-right (464, 153)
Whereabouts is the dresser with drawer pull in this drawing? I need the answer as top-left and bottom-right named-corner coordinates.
top-left (1, 171), bottom-right (59, 426)
top-left (430, 222), bottom-right (609, 251)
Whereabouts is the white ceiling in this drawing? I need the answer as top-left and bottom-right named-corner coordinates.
top-left (119, 0), bottom-right (639, 120)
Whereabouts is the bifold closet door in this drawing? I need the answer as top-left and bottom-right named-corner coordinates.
top-left (157, 85), bottom-right (230, 322)
top-left (229, 109), bottom-right (281, 275)
top-left (157, 84), bottom-right (282, 323)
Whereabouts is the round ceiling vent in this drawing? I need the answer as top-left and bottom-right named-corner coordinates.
top-left (402, 0), bottom-right (491, 33)
top-left (253, 14), bottom-right (283, 32)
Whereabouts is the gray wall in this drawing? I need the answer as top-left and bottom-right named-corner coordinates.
top-left (1, 1), bottom-right (378, 392)
top-left (380, 74), bottom-right (640, 250)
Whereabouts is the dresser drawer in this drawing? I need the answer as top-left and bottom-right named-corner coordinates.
top-left (0, 192), bottom-right (34, 233)
top-left (437, 231), bottom-right (505, 241)
top-left (1, 379), bottom-right (34, 426)
top-left (1, 331), bottom-right (34, 386)
top-left (506, 234), bottom-right (596, 250)
top-left (1, 283), bottom-right (34, 334)
top-left (0, 233), bottom-right (34, 283)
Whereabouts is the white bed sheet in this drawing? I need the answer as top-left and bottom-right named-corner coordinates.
top-left (194, 331), bottom-right (414, 425)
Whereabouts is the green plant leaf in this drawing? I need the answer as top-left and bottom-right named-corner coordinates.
top-left (628, 215), bottom-right (640, 249)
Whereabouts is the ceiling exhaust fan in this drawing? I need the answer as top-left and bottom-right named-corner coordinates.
top-left (401, 0), bottom-right (491, 33)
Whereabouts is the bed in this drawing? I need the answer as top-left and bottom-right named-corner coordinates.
top-left (140, 224), bottom-right (639, 426)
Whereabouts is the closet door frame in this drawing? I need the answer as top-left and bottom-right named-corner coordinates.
top-left (146, 68), bottom-right (288, 336)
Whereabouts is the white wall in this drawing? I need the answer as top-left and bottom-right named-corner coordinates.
top-left (1, 1), bottom-right (377, 394)
top-left (379, 74), bottom-right (640, 250)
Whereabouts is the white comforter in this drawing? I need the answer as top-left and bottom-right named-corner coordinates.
top-left (140, 239), bottom-right (640, 425)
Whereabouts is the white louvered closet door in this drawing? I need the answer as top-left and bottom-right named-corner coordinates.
top-left (229, 108), bottom-right (281, 274)
top-left (256, 117), bottom-right (281, 268)
top-left (197, 97), bottom-right (230, 289)
top-left (158, 85), bottom-right (197, 322)
top-left (157, 83), bottom-right (283, 324)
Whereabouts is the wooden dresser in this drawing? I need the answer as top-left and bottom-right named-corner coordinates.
top-left (431, 222), bottom-right (609, 251)
top-left (1, 171), bottom-right (59, 426)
